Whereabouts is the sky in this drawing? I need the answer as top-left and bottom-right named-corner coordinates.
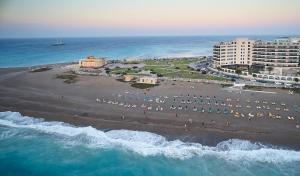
top-left (0, 0), bottom-right (299, 38)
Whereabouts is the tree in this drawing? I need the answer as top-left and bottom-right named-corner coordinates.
top-left (294, 78), bottom-right (299, 82)
top-left (253, 74), bottom-right (257, 78)
top-left (267, 66), bottom-right (274, 74)
top-left (235, 69), bottom-right (242, 74)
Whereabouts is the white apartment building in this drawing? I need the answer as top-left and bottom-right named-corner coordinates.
top-left (213, 37), bottom-right (300, 70)
top-left (213, 38), bottom-right (255, 68)
top-left (252, 37), bottom-right (300, 67)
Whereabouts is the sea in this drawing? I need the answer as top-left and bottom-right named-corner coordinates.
top-left (0, 112), bottom-right (300, 176)
top-left (0, 36), bottom-right (278, 68)
top-left (0, 36), bottom-right (300, 176)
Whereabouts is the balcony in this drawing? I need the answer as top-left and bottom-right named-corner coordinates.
top-left (252, 58), bottom-right (299, 63)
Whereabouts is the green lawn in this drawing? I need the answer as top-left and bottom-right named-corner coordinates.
top-left (142, 58), bottom-right (200, 76)
top-left (164, 71), bottom-right (205, 79)
top-left (113, 58), bottom-right (227, 81)
top-left (110, 68), bottom-right (140, 75)
top-left (144, 58), bottom-right (199, 65)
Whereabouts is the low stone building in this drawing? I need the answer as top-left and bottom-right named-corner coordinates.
top-left (79, 56), bottom-right (106, 68)
top-left (138, 76), bottom-right (158, 84)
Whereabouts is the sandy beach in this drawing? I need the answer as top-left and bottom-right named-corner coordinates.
top-left (0, 64), bottom-right (300, 149)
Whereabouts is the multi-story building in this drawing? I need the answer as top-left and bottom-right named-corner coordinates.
top-left (213, 38), bottom-right (300, 69)
top-left (213, 38), bottom-right (255, 68)
top-left (252, 37), bottom-right (300, 68)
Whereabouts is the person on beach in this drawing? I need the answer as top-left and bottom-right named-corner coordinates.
top-left (226, 121), bottom-right (230, 127)
top-left (188, 118), bottom-right (193, 125)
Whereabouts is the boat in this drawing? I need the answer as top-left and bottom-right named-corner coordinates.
top-left (52, 40), bottom-right (65, 46)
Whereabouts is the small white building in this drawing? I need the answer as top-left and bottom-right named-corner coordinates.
top-left (138, 76), bottom-right (158, 84)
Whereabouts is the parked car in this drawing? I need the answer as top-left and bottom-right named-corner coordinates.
top-left (285, 83), bottom-right (293, 88)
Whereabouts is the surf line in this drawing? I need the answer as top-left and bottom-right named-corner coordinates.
top-left (242, 90), bottom-right (277, 94)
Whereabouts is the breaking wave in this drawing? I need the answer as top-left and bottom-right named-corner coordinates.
top-left (1, 111), bottom-right (300, 163)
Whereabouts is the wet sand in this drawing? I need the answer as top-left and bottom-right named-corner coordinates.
top-left (0, 64), bottom-right (300, 149)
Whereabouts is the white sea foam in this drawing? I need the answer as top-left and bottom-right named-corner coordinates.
top-left (1, 111), bottom-right (300, 163)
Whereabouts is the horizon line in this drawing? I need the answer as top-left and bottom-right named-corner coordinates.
top-left (1, 34), bottom-right (300, 39)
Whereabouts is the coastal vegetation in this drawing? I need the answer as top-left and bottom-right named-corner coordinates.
top-left (130, 83), bottom-right (159, 89)
top-left (292, 88), bottom-right (300, 94)
top-left (56, 71), bottom-right (78, 84)
top-left (29, 67), bottom-right (52, 72)
top-left (123, 60), bottom-right (141, 64)
top-left (244, 85), bottom-right (264, 91)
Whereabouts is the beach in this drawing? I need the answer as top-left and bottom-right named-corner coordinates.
top-left (0, 64), bottom-right (300, 149)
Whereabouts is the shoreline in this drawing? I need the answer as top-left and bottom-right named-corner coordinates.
top-left (0, 61), bottom-right (77, 70)
top-left (0, 64), bottom-right (300, 150)
top-left (0, 108), bottom-right (298, 150)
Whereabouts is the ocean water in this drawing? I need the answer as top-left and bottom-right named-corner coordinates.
top-left (0, 36), bottom-right (277, 68)
top-left (0, 111), bottom-right (300, 176)
top-left (1, 35), bottom-right (298, 175)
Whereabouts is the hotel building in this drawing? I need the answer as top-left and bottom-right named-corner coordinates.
top-left (252, 38), bottom-right (300, 68)
top-left (213, 37), bottom-right (300, 72)
top-left (213, 38), bottom-right (255, 68)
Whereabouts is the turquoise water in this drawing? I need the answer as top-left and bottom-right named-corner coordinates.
top-left (0, 36), bottom-right (277, 68)
top-left (0, 111), bottom-right (300, 176)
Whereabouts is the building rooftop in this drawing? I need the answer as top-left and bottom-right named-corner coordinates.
top-left (256, 37), bottom-right (300, 45)
top-left (82, 56), bottom-right (106, 61)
